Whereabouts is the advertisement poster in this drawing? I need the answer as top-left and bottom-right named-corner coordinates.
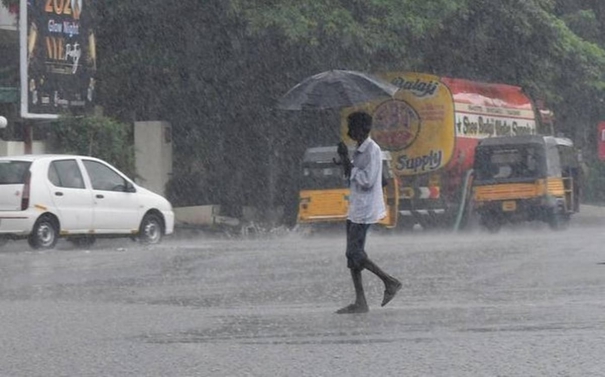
top-left (342, 72), bottom-right (455, 176)
top-left (341, 73), bottom-right (539, 178)
top-left (20, 0), bottom-right (96, 119)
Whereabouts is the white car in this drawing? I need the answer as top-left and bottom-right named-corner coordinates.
top-left (0, 154), bottom-right (174, 249)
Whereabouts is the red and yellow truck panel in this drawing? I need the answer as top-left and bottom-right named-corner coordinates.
top-left (340, 72), bottom-right (540, 226)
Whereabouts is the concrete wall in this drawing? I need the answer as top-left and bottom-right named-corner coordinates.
top-left (134, 121), bottom-right (173, 196)
top-left (0, 4), bottom-right (17, 31)
top-left (0, 140), bottom-right (45, 156)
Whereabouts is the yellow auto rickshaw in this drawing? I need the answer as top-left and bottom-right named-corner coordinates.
top-left (296, 146), bottom-right (399, 229)
top-left (472, 135), bottom-right (580, 231)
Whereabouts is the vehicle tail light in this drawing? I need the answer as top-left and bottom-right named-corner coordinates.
top-left (21, 171), bottom-right (31, 210)
top-left (300, 197), bottom-right (310, 210)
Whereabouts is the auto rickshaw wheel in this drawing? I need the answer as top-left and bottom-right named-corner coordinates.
top-left (480, 214), bottom-right (502, 233)
top-left (548, 212), bottom-right (570, 231)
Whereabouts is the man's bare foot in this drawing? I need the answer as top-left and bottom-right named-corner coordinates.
top-left (381, 279), bottom-right (402, 307)
top-left (335, 303), bottom-right (369, 314)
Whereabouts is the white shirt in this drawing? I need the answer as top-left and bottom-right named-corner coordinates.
top-left (347, 137), bottom-right (386, 224)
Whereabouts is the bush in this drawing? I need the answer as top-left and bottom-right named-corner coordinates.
top-left (48, 115), bottom-right (136, 179)
top-left (581, 158), bottom-right (605, 204)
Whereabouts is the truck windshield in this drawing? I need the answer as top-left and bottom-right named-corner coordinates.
top-left (0, 161), bottom-right (32, 185)
top-left (301, 164), bottom-right (346, 190)
top-left (474, 146), bottom-right (543, 181)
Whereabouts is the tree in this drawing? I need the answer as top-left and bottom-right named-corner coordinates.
top-left (48, 115), bottom-right (136, 179)
top-left (0, 0), bottom-right (17, 10)
top-left (91, 0), bottom-right (605, 220)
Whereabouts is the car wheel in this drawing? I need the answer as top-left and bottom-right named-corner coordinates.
top-left (69, 236), bottom-right (96, 248)
top-left (139, 214), bottom-right (163, 244)
top-left (28, 215), bottom-right (59, 250)
top-left (0, 237), bottom-right (8, 248)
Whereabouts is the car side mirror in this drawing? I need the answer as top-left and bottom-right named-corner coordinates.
top-left (125, 181), bottom-right (136, 193)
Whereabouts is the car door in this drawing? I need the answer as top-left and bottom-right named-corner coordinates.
top-left (47, 159), bottom-right (94, 232)
top-left (0, 159), bottom-right (31, 211)
top-left (81, 159), bottom-right (141, 233)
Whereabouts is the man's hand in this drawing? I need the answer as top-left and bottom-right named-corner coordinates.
top-left (337, 141), bottom-right (349, 158)
top-left (336, 142), bottom-right (352, 178)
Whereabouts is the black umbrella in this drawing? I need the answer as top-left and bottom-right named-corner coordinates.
top-left (277, 70), bottom-right (399, 110)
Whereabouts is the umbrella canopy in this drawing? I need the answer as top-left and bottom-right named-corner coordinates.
top-left (277, 70), bottom-right (399, 110)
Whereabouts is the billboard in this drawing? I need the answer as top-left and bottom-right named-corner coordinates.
top-left (19, 0), bottom-right (96, 119)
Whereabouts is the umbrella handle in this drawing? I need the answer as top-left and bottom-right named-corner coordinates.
top-left (333, 157), bottom-right (352, 179)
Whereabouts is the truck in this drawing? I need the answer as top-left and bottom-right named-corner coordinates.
top-left (297, 72), bottom-right (553, 230)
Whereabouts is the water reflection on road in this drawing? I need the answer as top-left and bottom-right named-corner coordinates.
top-left (1, 222), bottom-right (605, 376)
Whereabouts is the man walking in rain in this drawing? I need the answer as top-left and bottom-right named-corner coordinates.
top-left (336, 111), bottom-right (402, 314)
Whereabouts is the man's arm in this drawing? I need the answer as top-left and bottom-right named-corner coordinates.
top-left (350, 146), bottom-right (381, 190)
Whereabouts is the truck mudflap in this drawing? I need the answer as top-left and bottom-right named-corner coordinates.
top-left (397, 196), bottom-right (453, 229)
top-left (400, 185), bottom-right (440, 200)
top-left (397, 169), bottom-right (474, 230)
top-left (397, 179), bottom-right (445, 227)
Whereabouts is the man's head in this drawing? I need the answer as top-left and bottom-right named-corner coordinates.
top-left (347, 111), bottom-right (372, 144)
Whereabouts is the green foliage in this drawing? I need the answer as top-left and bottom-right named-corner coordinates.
top-left (49, 115), bottom-right (136, 179)
top-left (582, 159), bottom-right (605, 204)
top-left (90, 0), bottom-right (605, 219)
top-left (227, 0), bottom-right (605, 108)
top-left (0, 0), bottom-right (17, 9)
top-left (229, 0), bottom-right (468, 60)
top-left (562, 9), bottom-right (601, 43)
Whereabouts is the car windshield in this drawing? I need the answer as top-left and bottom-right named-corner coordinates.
top-left (474, 145), bottom-right (544, 181)
top-left (0, 161), bottom-right (32, 185)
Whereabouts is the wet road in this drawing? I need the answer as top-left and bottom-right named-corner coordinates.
top-left (1, 219), bottom-right (605, 376)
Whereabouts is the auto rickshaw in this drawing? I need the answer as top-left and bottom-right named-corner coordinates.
top-left (296, 146), bottom-right (399, 229)
top-left (472, 135), bottom-right (580, 231)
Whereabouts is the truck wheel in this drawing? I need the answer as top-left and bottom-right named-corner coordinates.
top-left (293, 224), bottom-right (314, 237)
top-left (548, 213), bottom-right (569, 231)
top-left (28, 215), bottom-right (59, 250)
top-left (139, 214), bottom-right (163, 244)
top-left (395, 220), bottom-right (416, 232)
top-left (480, 215), bottom-right (501, 233)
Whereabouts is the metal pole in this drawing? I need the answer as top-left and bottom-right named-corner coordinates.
top-left (23, 121), bottom-right (32, 154)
